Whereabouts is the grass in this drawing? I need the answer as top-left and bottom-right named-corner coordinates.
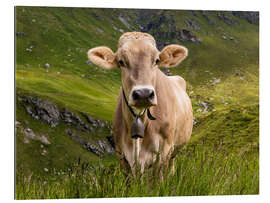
top-left (16, 64), bottom-right (259, 198)
top-left (16, 143), bottom-right (258, 199)
top-left (15, 7), bottom-right (259, 199)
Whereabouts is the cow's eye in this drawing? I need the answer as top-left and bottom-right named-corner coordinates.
top-left (119, 60), bottom-right (125, 67)
top-left (155, 58), bottom-right (160, 66)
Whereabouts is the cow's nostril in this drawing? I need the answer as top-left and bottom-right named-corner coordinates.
top-left (132, 90), bottom-right (140, 100)
top-left (149, 91), bottom-right (155, 99)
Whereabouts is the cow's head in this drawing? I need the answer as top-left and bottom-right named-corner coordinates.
top-left (88, 32), bottom-right (188, 110)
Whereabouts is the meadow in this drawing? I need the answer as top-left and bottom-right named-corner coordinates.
top-left (15, 7), bottom-right (259, 199)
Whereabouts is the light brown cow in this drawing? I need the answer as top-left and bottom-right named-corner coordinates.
top-left (88, 32), bottom-right (193, 175)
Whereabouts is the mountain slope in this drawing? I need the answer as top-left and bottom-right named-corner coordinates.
top-left (15, 6), bottom-right (259, 196)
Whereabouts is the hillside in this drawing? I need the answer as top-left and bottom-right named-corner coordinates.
top-left (15, 6), bottom-right (259, 198)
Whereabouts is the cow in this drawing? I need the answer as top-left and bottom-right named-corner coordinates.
top-left (87, 32), bottom-right (193, 176)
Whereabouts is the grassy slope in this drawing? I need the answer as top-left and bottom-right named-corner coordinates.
top-left (15, 7), bottom-right (259, 198)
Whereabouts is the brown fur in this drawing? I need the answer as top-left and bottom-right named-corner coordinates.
top-left (87, 32), bottom-right (193, 175)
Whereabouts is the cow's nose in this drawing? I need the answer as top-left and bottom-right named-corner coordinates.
top-left (132, 88), bottom-right (155, 101)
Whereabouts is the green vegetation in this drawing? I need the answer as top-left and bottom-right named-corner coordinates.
top-left (15, 6), bottom-right (259, 198)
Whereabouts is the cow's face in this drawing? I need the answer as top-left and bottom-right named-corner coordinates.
top-left (88, 34), bottom-right (188, 110)
top-left (116, 40), bottom-right (159, 109)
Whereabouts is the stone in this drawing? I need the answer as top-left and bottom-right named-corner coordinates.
top-left (212, 78), bottom-right (221, 85)
top-left (201, 11), bottom-right (216, 26)
top-left (231, 11), bottom-right (259, 24)
top-left (200, 102), bottom-right (208, 114)
top-left (217, 12), bottom-right (238, 25)
top-left (16, 32), bottom-right (26, 37)
top-left (118, 15), bottom-right (132, 29)
top-left (84, 142), bottom-right (103, 157)
top-left (44, 63), bottom-right (50, 68)
top-left (236, 73), bottom-right (244, 77)
top-left (184, 19), bottom-right (200, 30)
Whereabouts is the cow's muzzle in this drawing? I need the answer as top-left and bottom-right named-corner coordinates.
top-left (130, 87), bottom-right (157, 108)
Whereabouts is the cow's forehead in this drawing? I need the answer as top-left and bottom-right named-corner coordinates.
top-left (118, 39), bottom-right (158, 59)
top-left (118, 32), bottom-right (156, 49)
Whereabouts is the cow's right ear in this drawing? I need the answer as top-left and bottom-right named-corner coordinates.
top-left (87, 46), bottom-right (118, 69)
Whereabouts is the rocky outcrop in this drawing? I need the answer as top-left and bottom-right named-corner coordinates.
top-left (217, 12), bottom-right (240, 26)
top-left (184, 18), bottom-right (200, 30)
top-left (19, 96), bottom-right (111, 131)
top-left (18, 95), bottom-right (115, 157)
top-left (231, 11), bottom-right (259, 25)
top-left (90, 11), bottom-right (103, 21)
top-left (21, 96), bottom-right (60, 127)
top-left (16, 32), bottom-right (26, 37)
top-left (16, 122), bottom-right (51, 145)
top-left (201, 11), bottom-right (217, 26)
top-left (66, 128), bottom-right (115, 157)
top-left (136, 10), bottom-right (201, 49)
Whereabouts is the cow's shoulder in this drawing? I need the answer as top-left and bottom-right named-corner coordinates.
top-left (167, 75), bottom-right (186, 91)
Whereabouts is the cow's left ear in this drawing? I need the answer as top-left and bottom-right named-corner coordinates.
top-left (158, 45), bottom-right (188, 68)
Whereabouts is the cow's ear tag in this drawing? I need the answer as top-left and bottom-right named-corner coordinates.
top-left (131, 117), bottom-right (144, 139)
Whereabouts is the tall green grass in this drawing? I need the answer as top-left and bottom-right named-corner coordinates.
top-left (16, 144), bottom-right (258, 199)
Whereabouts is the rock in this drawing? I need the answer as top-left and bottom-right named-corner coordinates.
top-left (231, 11), bottom-right (259, 24)
top-left (190, 10), bottom-right (198, 17)
top-left (35, 99), bottom-right (60, 127)
top-left (25, 105), bottom-right (33, 115)
top-left (178, 29), bottom-right (202, 44)
top-left (201, 11), bottom-right (216, 26)
top-left (39, 135), bottom-right (51, 145)
top-left (97, 28), bottom-right (104, 33)
top-left (84, 142), bottom-right (104, 157)
top-left (90, 11), bottom-right (103, 21)
top-left (44, 63), bottom-right (50, 68)
top-left (200, 102), bottom-right (208, 114)
top-left (222, 35), bottom-right (227, 40)
top-left (118, 15), bottom-right (132, 29)
top-left (217, 12), bottom-right (239, 25)
top-left (26, 48), bottom-right (32, 53)
top-left (16, 32), bottom-right (26, 37)
top-left (41, 149), bottom-right (47, 156)
top-left (184, 18), bottom-right (200, 30)
top-left (23, 127), bottom-right (51, 145)
top-left (22, 96), bottom-right (60, 127)
top-left (212, 78), bottom-right (221, 85)
top-left (97, 140), bottom-right (114, 154)
top-left (236, 73), bottom-right (244, 77)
